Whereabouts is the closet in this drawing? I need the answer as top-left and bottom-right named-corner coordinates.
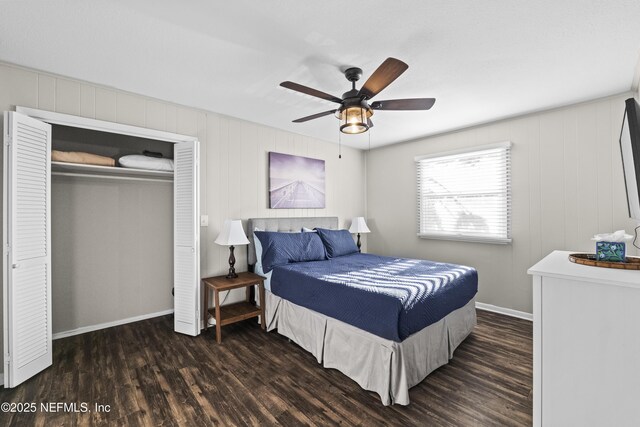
top-left (3, 108), bottom-right (201, 388)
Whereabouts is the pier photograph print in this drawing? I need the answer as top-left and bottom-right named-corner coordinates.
top-left (269, 152), bottom-right (325, 208)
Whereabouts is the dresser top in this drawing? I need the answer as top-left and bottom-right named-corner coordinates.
top-left (528, 250), bottom-right (640, 289)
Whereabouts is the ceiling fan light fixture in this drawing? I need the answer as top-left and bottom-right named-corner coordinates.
top-left (338, 105), bottom-right (372, 134)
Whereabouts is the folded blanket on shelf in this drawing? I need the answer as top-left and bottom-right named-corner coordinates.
top-left (51, 150), bottom-right (115, 167)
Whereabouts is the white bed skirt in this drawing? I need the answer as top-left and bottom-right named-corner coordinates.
top-left (264, 291), bottom-right (477, 405)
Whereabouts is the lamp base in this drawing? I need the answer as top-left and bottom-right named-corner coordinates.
top-left (356, 233), bottom-right (362, 252)
top-left (226, 245), bottom-right (238, 279)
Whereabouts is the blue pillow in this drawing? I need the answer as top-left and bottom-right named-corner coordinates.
top-left (315, 228), bottom-right (359, 258)
top-left (254, 231), bottom-right (327, 273)
top-left (252, 227), bottom-right (264, 270)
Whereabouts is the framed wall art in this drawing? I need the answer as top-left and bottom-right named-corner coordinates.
top-left (269, 152), bottom-right (325, 208)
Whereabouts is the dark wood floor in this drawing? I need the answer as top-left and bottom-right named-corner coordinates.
top-left (0, 310), bottom-right (532, 426)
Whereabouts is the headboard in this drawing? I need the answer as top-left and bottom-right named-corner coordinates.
top-left (246, 217), bottom-right (339, 266)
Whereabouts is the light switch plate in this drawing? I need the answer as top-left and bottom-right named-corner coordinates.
top-left (200, 215), bottom-right (208, 227)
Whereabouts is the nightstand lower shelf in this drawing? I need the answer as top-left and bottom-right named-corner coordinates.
top-left (208, 301), bottom-right (261, 326)
top-left (202, 272), bottom-right (266, 343)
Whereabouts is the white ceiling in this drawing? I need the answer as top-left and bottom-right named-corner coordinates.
top-left (1, 0), bottom-right (640, 148)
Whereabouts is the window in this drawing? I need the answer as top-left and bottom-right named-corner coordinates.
top-left (416, 142), bottom-right (512, 244)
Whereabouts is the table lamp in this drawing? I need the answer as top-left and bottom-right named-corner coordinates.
top-left (349, 217), bottom-right (370, 252)
top-left (214, 219), bottom-right (249, 279)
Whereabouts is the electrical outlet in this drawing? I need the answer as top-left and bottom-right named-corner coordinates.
top-left (200, 215), bottom-right (208, 227)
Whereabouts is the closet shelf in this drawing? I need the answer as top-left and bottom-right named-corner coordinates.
top-left (51, 161), bottom-right (173, 182)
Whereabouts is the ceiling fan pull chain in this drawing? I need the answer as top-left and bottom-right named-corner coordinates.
top-left (338, 128), bottom-right (342, 159)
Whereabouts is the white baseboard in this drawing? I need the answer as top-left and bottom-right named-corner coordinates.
top-left (475, 302), bottom-right (533, 321)
top-left (52, 309), bottom-right (174, 340)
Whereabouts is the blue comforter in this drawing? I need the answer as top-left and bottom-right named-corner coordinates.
top-left (270, 253), bottom-right (478, 342)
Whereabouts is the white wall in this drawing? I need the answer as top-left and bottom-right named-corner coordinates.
top-left (1, 59), bottom-right (636, 354)
top-left (0, 62), bottom-right (366, 343)
top-left (367, 92), bottom-right (639, 313)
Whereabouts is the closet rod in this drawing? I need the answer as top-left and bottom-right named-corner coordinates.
top-left (51, 172), bottom-right (173, 183)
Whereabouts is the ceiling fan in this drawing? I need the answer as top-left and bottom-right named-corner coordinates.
top-left (280, 57), bottom-right (435, 135)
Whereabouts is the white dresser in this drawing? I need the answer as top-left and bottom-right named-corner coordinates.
top-left (528, 251), bottom-right (640, 427)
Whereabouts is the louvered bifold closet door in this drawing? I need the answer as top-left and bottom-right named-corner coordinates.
top-left (173, 140), bottom-right (200, 336)
top-left (3, 112), bottom-right (52, 387)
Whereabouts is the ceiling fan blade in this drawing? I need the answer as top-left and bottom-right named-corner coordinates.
top-left (280, 81), bottom-right (343, 104)
top-left (292, 110), bottom-right (337, 123)
top-left (358, 58), bottom-right (408, 100)
top-left (371, 98), bottom-right (436, 111)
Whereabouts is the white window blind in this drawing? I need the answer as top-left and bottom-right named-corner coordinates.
top-left (416, 142), bottom-right (512, 244)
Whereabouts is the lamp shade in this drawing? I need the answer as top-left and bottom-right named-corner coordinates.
top-left (214, 220), bottom-right (249, 246)
top-left (349, 217), bottom-right (371, 234)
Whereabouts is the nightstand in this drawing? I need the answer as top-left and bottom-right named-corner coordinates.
top-left (202, 272), bottom-right (266, 343)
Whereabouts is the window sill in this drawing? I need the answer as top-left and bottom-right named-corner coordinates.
top-left (417, 233), bottom-right (512, 245)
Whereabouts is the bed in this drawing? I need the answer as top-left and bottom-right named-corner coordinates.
top-left (247, 217), bottom-right (478, 405)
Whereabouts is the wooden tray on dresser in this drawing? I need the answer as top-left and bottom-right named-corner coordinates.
top-left (568, 253), bottom-right (640, 270)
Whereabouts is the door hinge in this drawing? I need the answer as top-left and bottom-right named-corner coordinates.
top-left (5, 135), bottom-right (11, 146)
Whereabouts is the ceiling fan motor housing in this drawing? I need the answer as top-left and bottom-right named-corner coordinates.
top-left (344, 67), bottom-right (363, 83)
top-left (335, 98), bottom-right (373, 118)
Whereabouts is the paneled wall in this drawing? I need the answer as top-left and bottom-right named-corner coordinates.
top-left (367, 92), bottom-right (638, 313)
top-left (0, 62), bottom-right (366, 343)
top-left (1, 59), bottom-right (636, 352)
